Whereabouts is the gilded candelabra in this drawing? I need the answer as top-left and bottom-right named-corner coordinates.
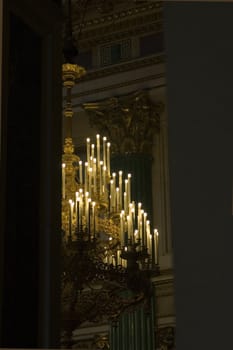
top-left (61, 63), bottom-right (160, 340)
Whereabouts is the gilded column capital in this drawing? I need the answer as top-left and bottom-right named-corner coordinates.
top-left (83, 90), bottom-right (164, 155)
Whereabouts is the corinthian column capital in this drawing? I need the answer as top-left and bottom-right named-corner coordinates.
top-left (83, 90), bottom-right (164, 155)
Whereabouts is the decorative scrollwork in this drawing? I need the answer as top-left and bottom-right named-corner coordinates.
top-left (83, 90), bottom-right (164, 155)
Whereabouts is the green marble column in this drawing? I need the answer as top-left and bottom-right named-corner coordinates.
top-left (111, 153), bottom-right (153, 221)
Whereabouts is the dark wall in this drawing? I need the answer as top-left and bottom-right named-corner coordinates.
top-left (2, 13), bottom-right (41, 347)
top-left (164, 2), bottom-right (233, 349)
top-left (0, 0), bottom-right (62, 347)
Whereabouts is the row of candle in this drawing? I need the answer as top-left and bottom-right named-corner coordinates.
top-left (67, 190), bottom-right (96, 238)
top-left (66, 191), bottom-right (159, 264)
top-left (119, 202), bottom-right (159, 259)
top-left (103, 230), bottom-right (159, 266)
top-left (84, 135), bottom-right (111, 198)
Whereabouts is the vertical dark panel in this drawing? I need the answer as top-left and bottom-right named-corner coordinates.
top-left (1, 13), bottom-right (41, 347)
top-left (0, 0), bottom-right (62, 347)
top-left (164, 2), bottom-right (233, 349)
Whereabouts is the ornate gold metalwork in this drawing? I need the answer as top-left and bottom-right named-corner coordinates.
top-left (62, 63), bottom-right (86, 87)
top-left (83, 90), bottom-right (164, 155)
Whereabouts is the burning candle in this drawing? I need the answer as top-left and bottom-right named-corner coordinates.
top-left (107, 142), bottom-right (111, 177)
top-left (116, 187), bottom-right (119, 212)
top-left (119, 170), bottom-right (123, 210)
top-left (91, 144), bottom-right (95, 166)
top-left (99, 161), bottom-right (103, 196)
top-left (146, 220), bottom-right (150, 250)
top-left (88, 168), bottom-right (92, 195)
top-left (154, 229), bottom-right (159, 264)
top-left (120, 211), bottom-right (124, 245)
top-left (128, 173), bottom-right (131, 205)
top-left (96, 134), bottom-right (100, 169)
top-left (144, 212), bottom-right (147, 247)
top-left (110, 179), bottom-right (114, 211)
top-left (103, 165), bottom-right (107, 194)
top-left (123, 192), bottom-right (127, 213)
top-left (86, 138), bottom-right (90, 165)
top-left (79, 160), bottom-right (83, 184)
top-left (93, 158), bottom-right (97, 193)
top-left (84, 162), bottom-right (88, 194)
top-left (62, 163), bottom-right (66, 199)
top-left (103, 136), bottom-right (107, 168)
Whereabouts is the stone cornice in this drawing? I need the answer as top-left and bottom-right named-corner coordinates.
top-left (74, 6), bottom-right (163, 50)
top-left (73, 2), bottom-right (163, 30)
top-left (72, 74), bottom-right (165, 103)
top-left (76, 53), bottom-right (165, 83)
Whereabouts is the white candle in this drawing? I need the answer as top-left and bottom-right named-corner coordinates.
top-left (138, 202), bottom-right (142, 230)
top-left (84, 162), bottom-right (88, 194)
top-left (96, 134), bottom-right (100, 169)
top-left (144, 212), bottom-right (147, 247)
top-left (93, 158), bottom-right (97, 193)
top-left (91, 144), bottom-right (95, 163)
top-left (117, 249), bottom-right (121, 266)
top-left (146, 220), bottom-right (150, 250)
top-left (124, 179), bottom-right (128, 213)
top-left (110, 179), bottom-right (114, 211)
top-left (79, 160), bottom-right (83, 184)
top-left (88, 168), bottom-right (92, 195)
top-left (154, 229), bottom-right (159, 264)
top-left (99, 161), bottom-right (103, 196)
top-left (123, 192), bottom-right (127, 213)
top-left (134, 229), bottom-right (139, 243)
top-left (62, 163), bottom-right (66, 199)
top-left (103, 137), bottom-right (107, 168)
top-left (120, 211), bottom-right (124, 245)
top-left (128, 173), bottom-right (131, 205)
top-left (127, 215), bottom-right (131, 242)
top-left (116, 187), bottom-right (119, 212)
top-left (86, 138), bottom-right (90, 165)
top-left (75, 191), bottom-right (79, 222)
top-left (119, 170), bottom-right (123, 210)
top-left (107, 142), bottom-right (111, 177)
top-left (103, 165), bottom-right (107, 193)
top-left (112, 173), bottom-right (116, 211)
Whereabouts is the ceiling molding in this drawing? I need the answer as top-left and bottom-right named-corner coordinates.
top-left (76, 53), bottom-right (165, 82)
top-left (73, 1), bottom-right (163, 29)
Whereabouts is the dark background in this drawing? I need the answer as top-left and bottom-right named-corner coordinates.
top-left (1, 0), bottom-right (233, 348)
top-left (164, 2), bottom-right (233, 349)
